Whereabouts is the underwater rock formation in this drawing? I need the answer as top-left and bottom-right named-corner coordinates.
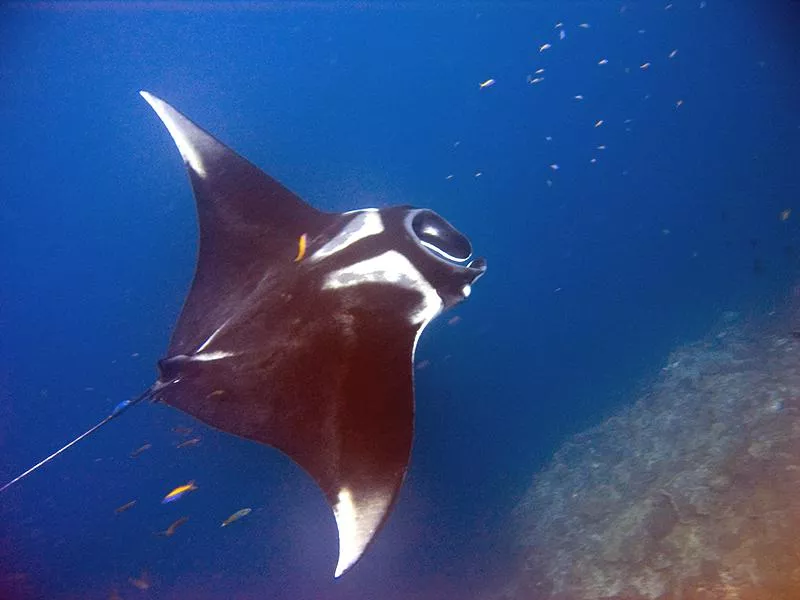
top-left (496, 310), bottom-right (800, 600)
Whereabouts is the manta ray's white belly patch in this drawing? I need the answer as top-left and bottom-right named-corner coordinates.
top-left (321, 250), bottom-right (442, 326)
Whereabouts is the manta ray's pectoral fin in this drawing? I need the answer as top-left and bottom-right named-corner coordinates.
top-left (140, 91), bottom-right (337, 356)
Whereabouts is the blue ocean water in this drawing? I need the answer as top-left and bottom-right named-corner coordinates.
top-left (1, 2), bottom-right (798, 598)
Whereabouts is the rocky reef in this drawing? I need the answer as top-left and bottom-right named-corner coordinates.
top-left (494, 310), bottom-right (800, 600)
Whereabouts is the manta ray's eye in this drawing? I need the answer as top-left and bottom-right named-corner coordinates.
top-left (411, 210), bottom-right (472, 262)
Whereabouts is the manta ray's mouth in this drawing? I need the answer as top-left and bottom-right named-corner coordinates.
top-left (467, 256), bottom-right (488, 274)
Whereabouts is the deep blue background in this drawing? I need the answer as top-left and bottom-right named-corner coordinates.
top-left (1, 2), bottom-right (799, 598)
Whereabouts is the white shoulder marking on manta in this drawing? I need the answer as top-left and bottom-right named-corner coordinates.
top-left (333, 487), bottom-right (390, 578)
top-left (189, 350), bottom-right (235, 362)
top-left (322, 250), bottom-right (442, 325)
top-left (139, 91), bottom-right (207, 178)
top-left (310, 209), bottom-right (384, 263)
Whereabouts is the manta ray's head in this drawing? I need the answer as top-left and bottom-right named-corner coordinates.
top-left (403, 207), bottom-right (487, 310)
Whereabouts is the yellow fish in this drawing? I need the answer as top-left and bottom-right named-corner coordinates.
top-left (294, 233), bottom-right (307, 262)
top-left (221, 507), bottom-right (252, 527)
top-left (161, 481), bottom-right (197, 504)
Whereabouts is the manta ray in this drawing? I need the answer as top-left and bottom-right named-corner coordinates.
top-left (2, 92), bottom-right (487, 577)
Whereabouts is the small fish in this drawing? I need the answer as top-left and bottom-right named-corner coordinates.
top-left (206, 389), bottom-right (226, 400)
top-left (668, 49), bottom-right (678, 59)
top-left (221, 508), bottom-right (252, 527)
top-left (597, 145), bottom-right (606, 150)
top-left (675, 99), bottom-right (684, 108)
top-left (598, 58), bottom-right (608, 65)
top-left (535, 68), bottom-right (545, 75)
top-left (158, 516), bottom-right (189, 537)
top-left (529, 77), bottom-right (544, 85)
top-left (129, 443), bottom-right (152, 458)
top-left (594, 119), bottom-right (604, 128)
top-left (171, 426), bottom-right (193, 436)
top-left (176, 437), bottom-right (201, 449)
top-left (115, 500), bottom-right (137, 515)
top-left (579, 23), bottom-right (590, 29)
top-left (574, 94), bottom-right (584, 100)
top-left (640, 62), bottom-right (651, 70)
top-left (478, 78), bottom-right (495, 89)
top-left (162, 481), bottom-right (198, 503)
top-left (549, 164), bottom-right (560, 171)
top-left (294, 233), bottom-right (307, 262)
top-left (128, 571), bottom-right (150, 591)
top-left (780, 209), bottom-right (792, 221)
top-left (539, 43), bottom-right (551, 52)
top-left (447, 316), bottom-right (461, 326)
top-left (559, 29), bottom-right (566, 41)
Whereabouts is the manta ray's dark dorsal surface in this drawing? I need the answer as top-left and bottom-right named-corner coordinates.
top-left (140, 91), bottom-right (486, 577)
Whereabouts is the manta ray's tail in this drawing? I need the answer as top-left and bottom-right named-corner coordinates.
top-left (0, 386), bottom-right (157, 493)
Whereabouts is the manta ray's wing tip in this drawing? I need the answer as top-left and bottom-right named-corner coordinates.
top-left (139, 90), bottom-right (160, 107)
top-left (331, 486), bottom-right (398, 579)
top-left (139, 90), bottom-right (208, 178)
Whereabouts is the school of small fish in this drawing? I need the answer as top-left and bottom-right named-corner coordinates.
top-left (110, 424), bottom-right (261, 592)
top-left (473, 3), bottom-right (707, 187)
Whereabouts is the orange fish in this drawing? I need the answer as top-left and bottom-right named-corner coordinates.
top-left (129, 443), bottom-right (151, 458)
top-left (114, 500), bottom-right (136, 515)
top-left (157, 516), bottom-right (189, 537)
top-left (128, 571), bottom-right (150, 590)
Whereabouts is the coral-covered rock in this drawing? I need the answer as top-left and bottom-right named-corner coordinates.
top-left (492, 311), bottom-right (800, 600)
